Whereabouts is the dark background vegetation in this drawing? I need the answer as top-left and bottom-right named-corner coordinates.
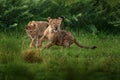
top-left (0, 0), bottom-right (120, 34)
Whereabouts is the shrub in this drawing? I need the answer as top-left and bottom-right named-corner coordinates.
top-left (23, 50), bottom-right (43, 63)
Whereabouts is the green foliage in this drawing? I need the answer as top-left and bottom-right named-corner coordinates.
top-left (0, 0), bottom-right (33, 31)
top-left (0, 0), bottom-right (120, 33)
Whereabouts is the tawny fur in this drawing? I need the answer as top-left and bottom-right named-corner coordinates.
top-left (38, 17), bottom-right (97, 49)
top-left (25, 21), bottom-right (48, 48)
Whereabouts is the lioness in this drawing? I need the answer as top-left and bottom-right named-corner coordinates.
top-left (25, 21), bottom-right (48, 48)
top-left (38, 17), bottom-right (97, 49)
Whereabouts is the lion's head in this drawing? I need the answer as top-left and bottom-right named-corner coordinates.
top-left (48, 17), bottom-right (63, 33)
top-left (25, 21), bottom-right (37, 31)
top-left (25, 21), bottom-right (38, 38)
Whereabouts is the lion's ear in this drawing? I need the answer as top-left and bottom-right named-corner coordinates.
top-left (25, 25), bottom-right (29, 30)
top-left (58, 17), bottom-right (63, 21)
top-left (30, 23), bottom-right (35, 26)
top-left (48, 17), bottom-right (51, 21)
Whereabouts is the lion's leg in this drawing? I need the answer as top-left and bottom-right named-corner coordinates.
top-left (30, 38), bottom-right (35, 48)
top-left (35, 37), bottom-right (39, 48)
top-left (29, 38), bottom-right (32, 47)
top-left (44, 41), bottom-right (54, 48)
top-left (32, 39), bottom-right (36, 47)
top-left (38, 36), bottom-right (46, 47)
top-left (63, 41), bottom-right (70, 48)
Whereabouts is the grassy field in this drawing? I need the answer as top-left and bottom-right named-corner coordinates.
top-left (0, 32), bottom-right (120, 80)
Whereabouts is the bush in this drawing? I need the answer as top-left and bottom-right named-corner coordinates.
top-left (23, 50), bottom-right (43, 63)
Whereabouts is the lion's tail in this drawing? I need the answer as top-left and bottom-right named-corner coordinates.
top-left (73, 39), bottom-right (97, 49)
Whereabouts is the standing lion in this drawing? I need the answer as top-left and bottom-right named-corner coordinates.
top-left (25, 21), bottom-right (48, 48)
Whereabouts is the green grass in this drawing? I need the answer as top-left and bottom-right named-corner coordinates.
top-left (0, 32), bottom-right (120, 80)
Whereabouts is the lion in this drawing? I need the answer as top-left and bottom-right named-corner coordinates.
top-left (25, 21), bottom-right (49, 48)
top-left (38, 17), bottom-right (97, 49)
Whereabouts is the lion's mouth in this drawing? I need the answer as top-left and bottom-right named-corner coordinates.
top-left (53, 30), bottom-right (58, 32)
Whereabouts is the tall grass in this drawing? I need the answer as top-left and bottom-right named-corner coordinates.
top-left (0, 32), bottom-right (120, 80)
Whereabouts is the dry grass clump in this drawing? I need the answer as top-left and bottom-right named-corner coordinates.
top-left (23, 50), bottom-right (43, 63)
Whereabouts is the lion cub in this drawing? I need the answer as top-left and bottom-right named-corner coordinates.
top-left (25, 21), bottom-right (48, 48)
top-left (38, 17), bottom-right (96, 49)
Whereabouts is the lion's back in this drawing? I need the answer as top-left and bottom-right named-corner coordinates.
top-left (26, 21), bottom-right (49, 37)
top-left (54, 30), bottom-right (75, 46)
top-left (35, 21), bottom-right (48, 36)
top-left (37, 21), bottom-right (48, 31)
